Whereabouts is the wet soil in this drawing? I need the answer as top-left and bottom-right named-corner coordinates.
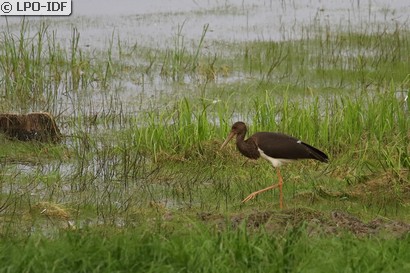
top-left (198, 208), bottom-right (410, 238)
top-left (198, 170), bottom-right (410, 237)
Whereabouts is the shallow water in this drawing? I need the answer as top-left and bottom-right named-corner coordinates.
top-left (3, 0), bottom-right (409, 48)
top-left (1, 0), bottom-right (409, 114)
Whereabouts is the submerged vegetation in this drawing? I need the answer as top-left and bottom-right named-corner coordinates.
top-left (0, 10), bottom-right (409, 272)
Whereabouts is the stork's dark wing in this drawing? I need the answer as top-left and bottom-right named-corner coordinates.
top-left (251, 132), bottom-right (329, 162)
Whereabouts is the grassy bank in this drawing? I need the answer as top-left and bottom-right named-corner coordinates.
top-left (1, 226), bottom-right (410, 273)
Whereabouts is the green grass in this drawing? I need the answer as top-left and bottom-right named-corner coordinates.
top-left (0, 15), bottom-right (409, 272)
top-left (1, 226), bottom-right (409, 273)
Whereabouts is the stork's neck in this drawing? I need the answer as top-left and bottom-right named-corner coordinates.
top-left (235, 131), bottom-right (259, 159)
top-left (235, 130), bottom-right (246, 146)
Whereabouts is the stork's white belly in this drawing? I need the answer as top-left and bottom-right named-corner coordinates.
top-left (258, 148), bottom-right (295, 167)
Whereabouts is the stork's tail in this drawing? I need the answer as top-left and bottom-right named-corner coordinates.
top-left (301, 142), bottom-right (329, 163)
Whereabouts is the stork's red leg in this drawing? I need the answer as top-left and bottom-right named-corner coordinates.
top-left (241, 183), bottom-right (280, 203)
top-left (277, 168), bottom-right (283, 209)
top-left (242, 168), bottom-right (284, 208)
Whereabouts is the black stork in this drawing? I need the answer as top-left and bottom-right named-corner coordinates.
top-left (221, 121), bottom-right (329, 209)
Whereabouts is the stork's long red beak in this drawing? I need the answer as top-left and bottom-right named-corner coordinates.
top-left (220, 131), bottom-right (236, 149)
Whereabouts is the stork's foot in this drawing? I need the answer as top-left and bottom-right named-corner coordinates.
top-left (241, 192), bottom-right (258, 203)
top-left (241, 184), bottom-right (280, 203)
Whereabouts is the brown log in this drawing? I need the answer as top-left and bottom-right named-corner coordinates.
top-left (0, 112), bottom-right (61, 143)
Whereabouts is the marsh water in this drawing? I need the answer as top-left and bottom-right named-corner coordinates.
top-left (1, 1), bottom-right (409, 234)
top-left (4, 0), bottom-right (410, 45)
top-left (1, 0), bottom-right (409, 114)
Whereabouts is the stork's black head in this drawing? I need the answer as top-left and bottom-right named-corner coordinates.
top-left (230, 121), bottom-right (247, 135)
top-left (220, 121), bottom-right (248, 149)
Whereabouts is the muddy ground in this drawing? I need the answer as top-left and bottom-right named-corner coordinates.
top-left (9, 169), bottom-right (409, 238)
top-left (197, 208), bottom-right (410, 238)
top-left (197, 170), bottom-right (410, 238)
